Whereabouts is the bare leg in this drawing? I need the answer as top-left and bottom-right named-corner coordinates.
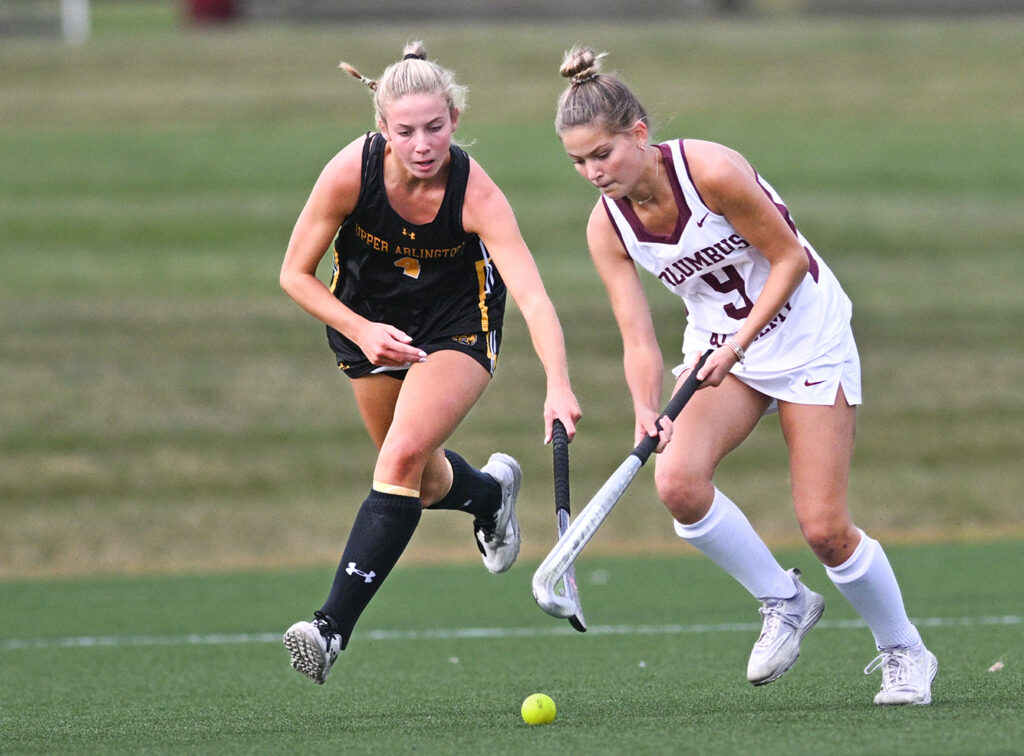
top-left (778, 386), bottom-right (860, 567)
top-left (350, 351), bottom-right (491, 505)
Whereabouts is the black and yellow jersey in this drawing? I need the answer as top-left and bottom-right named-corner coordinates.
top-left (327, 133), bottom-right (506, 358)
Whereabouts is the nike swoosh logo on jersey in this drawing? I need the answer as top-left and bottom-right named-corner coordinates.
top-left (804, 379), bottom-right (826, 387)
top-left (696, 212), bottom-right (710, 227)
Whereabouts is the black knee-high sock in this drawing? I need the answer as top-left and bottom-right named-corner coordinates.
top-left (319, 490), bottom-right (421, 649)
top-left (427, 449), bottom-right (501, 519)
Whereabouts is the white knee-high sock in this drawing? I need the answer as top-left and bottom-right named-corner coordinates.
top-left (825, 529), bottom-right (922, 650)
top-left (673, 488), bottom-right (794, 601)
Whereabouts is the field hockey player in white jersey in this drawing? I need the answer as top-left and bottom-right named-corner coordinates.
top-left (554, 46), bottom-right (937, 705)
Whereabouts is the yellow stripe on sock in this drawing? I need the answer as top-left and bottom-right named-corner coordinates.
top-left (372, 480), bottom-right (421, 498)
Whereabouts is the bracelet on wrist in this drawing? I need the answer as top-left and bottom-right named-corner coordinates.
top-left (725, 339), bottom-right (745, 363)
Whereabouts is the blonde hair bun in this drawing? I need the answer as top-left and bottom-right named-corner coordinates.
top-left (559, 45), bottom-right (606, 86)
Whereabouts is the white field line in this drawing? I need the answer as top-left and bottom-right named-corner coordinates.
top-left (2, 615), bottom-right (1020, 652)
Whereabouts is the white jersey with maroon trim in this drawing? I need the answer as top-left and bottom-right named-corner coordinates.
top-left (601, 139), bottom-right (852, 375)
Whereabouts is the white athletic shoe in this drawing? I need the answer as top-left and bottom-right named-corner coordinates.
top-left (864, 644), bottom-right (938, 705)
top-left (283, 613), bottom-right (341, 685)
top-left (746, 568), bottom-right (825, 685)
top-left (475, 453), bottom-right (522, 573)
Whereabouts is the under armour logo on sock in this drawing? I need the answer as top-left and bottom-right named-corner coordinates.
top-left (345, 562), bottom-right (376, 583)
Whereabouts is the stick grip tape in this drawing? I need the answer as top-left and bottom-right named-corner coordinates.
top-left (552, 419), bottom-right (570, 516)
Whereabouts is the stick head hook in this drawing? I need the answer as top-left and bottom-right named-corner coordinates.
top-left (531, 570), bottom-right (578, 619)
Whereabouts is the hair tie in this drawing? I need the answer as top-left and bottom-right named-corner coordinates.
top-left (403, 53), bottom-right (424, 61)
top-left (571, 73), bottom-right (598, 87)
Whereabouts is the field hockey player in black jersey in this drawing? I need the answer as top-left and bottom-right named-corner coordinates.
top-left (279, 40), bottom-right (581, 685)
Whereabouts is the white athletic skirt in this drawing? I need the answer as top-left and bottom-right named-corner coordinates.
top-left (674, 327), bottom-right (862, 413)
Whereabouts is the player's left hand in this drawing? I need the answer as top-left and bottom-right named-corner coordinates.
top-left (544, 387), bottom-right (582, 444)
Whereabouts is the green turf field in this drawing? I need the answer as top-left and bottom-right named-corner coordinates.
top-left (1, 4), bottom-right (1023, 752)
top-left (2, 543), bottom-right (1022, 754)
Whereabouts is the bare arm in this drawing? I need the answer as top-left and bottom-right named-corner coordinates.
top-left (463, 160), bottom-right (580, 442)
top-left (685, 140), bottom-right (810, 384)
top-left (585, 202), bottom-right (669, 448)
top-left (279, 136), bottom-right (426, 367)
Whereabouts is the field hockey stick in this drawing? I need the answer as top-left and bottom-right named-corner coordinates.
top-left (551, 419), bottom-right (587, 633)
top-left (532, 350), bottom-right (712, 620)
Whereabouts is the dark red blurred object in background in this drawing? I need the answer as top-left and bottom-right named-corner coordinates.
top-left (186, 0), bottom-right (237, 23)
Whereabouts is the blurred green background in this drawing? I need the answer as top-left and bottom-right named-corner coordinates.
top-left (1, 1), bottom-right (1022, 580)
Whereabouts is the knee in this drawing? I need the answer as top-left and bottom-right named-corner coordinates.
top-left (799, 514), bottom-right (859, 566)
top-left (653, 465), bottom-right (713, 524)
top-left (376, 436), bottom-right (431, 484)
